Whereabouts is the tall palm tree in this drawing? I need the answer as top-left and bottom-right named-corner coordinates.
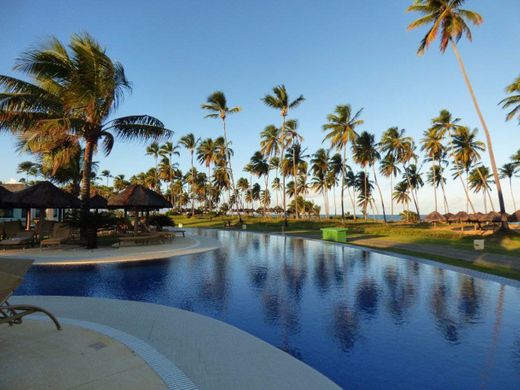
top-left (160, 141), bottom-right (180, 205)
top-left (426, 164), bottom-right (449, 213)
top-left (451, 126), bottom-right (485, 212)
top-left (146, 142), bottom-right (161, 190)
top-left (353, 131), bottom-right (387, 223)
top-left (0, 34), bottom-right (171, 243)
top-left (262, 84), bottom-right (305, 225)
top-left (269, 157), bottom-right (281, 207)
top-left (379, 153), bottom-right (401, 218)
top-left (284, 121), bottom-right (305, 219)
top-left (354, 171), bottom-right (374, 220)
top-left (329, 153), bottom-right (343, 216)
top-left (250, 151), bottom-right (270, 215)
top-left (468, 165), bottom-right (494, 213)
top-left (393, 181), bottom-right (412, 219)
top-left (17, 161), bottom-right (39, 182)
top-left (499, 75), bottom-right (520, 124)
top-left (499, 163), bottom-right (518, 211)
top-left (100, 169), bottom-right (112, 187)
top-left (407, 0), bottom-right (508, 227)
top-left (322, 104), bottom-right (363, 220)
top-left (179, 133), bottom-right (199, 216)
top-left (201, 91), bottom-right (242, 220)
top-left (404, 164), bottom-right (424, 217)
top-left (113, 174), bottom-right (128, 192)
top-left (421, 127), bottom-right (445, 212)
top-left (311, 148), bottom-right (331, 216)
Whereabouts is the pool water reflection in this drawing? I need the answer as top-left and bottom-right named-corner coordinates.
top-left (16, 229), bottom-right (520, 388)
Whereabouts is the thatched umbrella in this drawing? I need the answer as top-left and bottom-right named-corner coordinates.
top-left (480, 211), bottom-right (502, 223)
top-left (108, 185), bottom-right (172, 232)
top-left (89, 194), bottom-right (108, 210)
top-left (0, 186), bottom-right (11, 208)
top-left (508, 210), bottom-right (520, 222)
top-left (453, 211), bottom-right (470, 222)
top-left (3, 181), bottom-right (80, 229)
top-left (425, 211), bottom-right (447, 224)
top-left (468, 212), bottom-right (485, 223)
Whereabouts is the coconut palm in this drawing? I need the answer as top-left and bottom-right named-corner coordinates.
top-left (159, 141), bottom-right (180, 205)
top-left (345, 167), bottom-right (357, 218)
top-left (311, 148), bottom-right (331, 216)
top-left (407, 0), bottom-right (507, 226)
top-left (500, 75), bottom-right (520, 124)
top-left (179, 133), bottom-right (200, 216)
top-left (421, 128), bottom-right (442, 212)
top-left (468, 165), bottom-right (494, 212)
top-left (426, 164), bottom-right (449, 213)
top-left (403, 164), bottom-right (424, 217)
top-left (0, 33), bottom-right (171, 244)
top-left (393, 181), bottom-right (412, 219)
top-left (113, 174), bottom-right (128, 192)
top-left (17, 161), bottom-right (39, 182)
top-left (355, 171), bottom-right (374, 220)
top-left (379, 153), bottom-right (401, 218)
top-left (512, 150), bottom-right (520, 166)
top-left (329, 153), bottom-right (343, 216)
top-left (237, 177), bottom-right (250, 212)
top-left (285, 140), bottom-right (306, 219)
top-left (100, 169), bottom-right (112, 187)
top-left (352, 131), bottom-right (387, 223)
top-left (250, 151), bottom-right (270, 215)
top-left (261, 84), bottom-right (305, 225)
top-left (499, 163), bottom-right (518, 211)
top-left (322, 104), bottom-right (363, 220)
top-left (201, 91), bottom-right (241, 219)
top-left (146, 142), bottom-right (161, 190)
top-left (451, 126), bottom-right (485, 212)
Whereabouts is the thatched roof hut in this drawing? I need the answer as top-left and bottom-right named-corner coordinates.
top-left (508, 210), bottom-right (520, 222)
top-left (0, 186), bottom-right (11, 208)
top-left (452, 211), bottom-right (470, 222)
top-left (107, 185), bottom-right (171, 210)
top-left (468, 212), bottom-right (485, 223)
top-left (2, 181), bottom-right (80, 209)
top-left (480, 211), bottom-right (502, 223)
top-left (425, 211), bottom-right (447, 223)
top-left (89, 194), bottom-right (108, 210)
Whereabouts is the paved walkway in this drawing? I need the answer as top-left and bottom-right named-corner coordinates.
top-left (0, 235), bottom-right (220, 265)
top-left (9, 296), bottom-right (339, 390)
top-left (0, 320), bottom-right (166, 390)
top-left (347, 237), bottom-right (520, 271)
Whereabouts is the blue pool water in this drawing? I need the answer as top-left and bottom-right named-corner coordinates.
top-left (15, 229), bottom-right (520, 388)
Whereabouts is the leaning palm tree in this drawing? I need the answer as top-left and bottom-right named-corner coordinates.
top-left (0, 34), bottom-right (171, 246)
top-left (201, 91), bottom-right (242, 220)
top-left (261, 84), bottom-right (305, 225)
top-left (322, 104), bottom-right (363, 220)
top-left (352, 131), bottom-right (387, 223)
top-left (179, 133), bottom-right (200, 216)
top-left (499, 163), bottom-right (518, 211)
top-left (407, 0), bottom-right (507, 227)
top-left (500, 75), bottom-right (520, 124)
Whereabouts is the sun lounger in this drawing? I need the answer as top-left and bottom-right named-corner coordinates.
top-left (170, 229), bottom-right (186, 237)
top-left (3, 221), bottom-right (23, 238)
top-left (116, 232), bottom-right (173, 247)
top-left (0, 258), bottom-right (61, 330)
top-left (0, 231), bottom-right (35, 248)
top-left (40, 224), bottom-right (71, 249)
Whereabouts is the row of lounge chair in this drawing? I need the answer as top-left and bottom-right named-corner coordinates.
top-left (0, 221), bottom-right (73, 248)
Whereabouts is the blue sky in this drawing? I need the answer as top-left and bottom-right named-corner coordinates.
top-left (1, 0), bottom-right (519, 212)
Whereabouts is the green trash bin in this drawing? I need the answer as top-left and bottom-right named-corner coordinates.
top-left (320, 227), bottom-right (349, 243)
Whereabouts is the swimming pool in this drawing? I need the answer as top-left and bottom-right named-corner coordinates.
top-left (16, 229), bottom-right (520, 388)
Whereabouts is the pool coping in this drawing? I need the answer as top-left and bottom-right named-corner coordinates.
top-left (10, 296), bottom-right (340, 390)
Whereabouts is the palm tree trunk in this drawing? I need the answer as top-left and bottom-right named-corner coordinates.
top-left (372, 165), bottom-right (387, 223)
top-left (293, 150), bottom-right (298, 219)
top-left (333, 185), bottom-right (337, 217)
top-left (190, 151), bottom-right (195, 217)
top-left (404, 163), bottom-right (421, 221)
top-left (364, 169), bottom-right (368, 221)
top-left (440, 174), bottom-right (450, 213)
top-left (509, 178), bottom-right (517, 211)
top-left (347, 186), bottom-right (356, 221)
top-left (451, 41), bottom-right (508, 229)
top-left (222, 118), bottom-right (242, 223)
top-left (390, 175), bottom-right (394, 220)
top-left (433, 160), bottom-right (438, 213)
top-left (80, 140), bottom-right (95, 246)
top-left (341, 146), bottom-right (346, 220)
top-left (280, 115), bottom-right (287, 226)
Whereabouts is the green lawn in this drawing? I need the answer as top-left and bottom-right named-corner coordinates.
top-left (172, 214), bottom-right (520, 280)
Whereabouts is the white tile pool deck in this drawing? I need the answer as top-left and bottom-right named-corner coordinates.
top-left (7, 296), bottom-right (340, 390)
top-left (0, 235), bottom-right (221, 265)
